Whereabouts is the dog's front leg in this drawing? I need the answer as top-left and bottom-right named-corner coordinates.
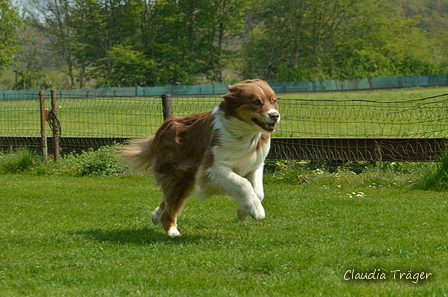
top-left (206, 165), bottom-right (265, 221)
top-left (245, 164), bottom-right (265, 201)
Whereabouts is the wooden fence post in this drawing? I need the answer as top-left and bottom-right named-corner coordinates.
top-left (39, 91), bottom-right (48, 160)
top-left (50, 90), bottom-right (60, 162)
top-left (161, 94), bottom-right (172, 120)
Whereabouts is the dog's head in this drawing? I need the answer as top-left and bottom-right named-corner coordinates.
top-left (221, 79), bottom-right (280, 132)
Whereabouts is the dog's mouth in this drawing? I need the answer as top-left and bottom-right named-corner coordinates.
top-left (251, 118), bottom-right (276, 132)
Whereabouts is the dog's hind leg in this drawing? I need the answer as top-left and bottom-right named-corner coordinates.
top-left (158, 175), bottom-right (195, 237)
top-left (151, 200), bottom-right (165, 225)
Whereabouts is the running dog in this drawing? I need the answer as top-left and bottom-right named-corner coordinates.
top-left (121, 79), bottom-right (280, 236)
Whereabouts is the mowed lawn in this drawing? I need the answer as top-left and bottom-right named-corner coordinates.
top-left (1, 174), bottom-right (447, 296)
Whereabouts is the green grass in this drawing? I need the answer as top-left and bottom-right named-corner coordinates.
top-left (1, 148), bottom-right (448, 296)
top-left (1, 175), bottom-right (447, 296)
top-left (1, 86), bottom-right (448, 138)
top-left (416, 148), bottom-right (448, 191)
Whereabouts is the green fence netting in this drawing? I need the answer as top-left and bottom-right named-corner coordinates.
top-left (2, 75), bottom-right (448, 99)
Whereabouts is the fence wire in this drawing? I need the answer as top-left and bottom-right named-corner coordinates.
top-left (0, 93), bottom-right (40, 137)
top-left (1, 94), bottom-right (448, 138)
top-left (55, 96), bottom-right (164, 137)
top-left (1, 92), bottom-right (448, 160)
top-left (277, 94), bottom-right (448, 138)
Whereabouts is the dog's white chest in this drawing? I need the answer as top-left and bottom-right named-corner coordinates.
top-left (213, 139), bottom-right (270, 177)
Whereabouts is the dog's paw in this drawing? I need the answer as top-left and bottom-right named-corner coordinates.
top-left (250, 205), bottom-right (265, 220)
top-left (167, 227), bottom-right (181, 237)
top-left (237, 203), bottom-right (265, 221)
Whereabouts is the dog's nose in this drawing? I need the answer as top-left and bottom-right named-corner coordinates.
top-left (269, 111), bottom-right (280, 122)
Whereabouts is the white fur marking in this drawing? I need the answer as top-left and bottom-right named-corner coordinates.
top-left (245, 164), bottom-right (265, 201)
top-left (167, 227), bottom-right (181, 237)
top-left (208, 109), bottom-right (269, 176)
top-left (151, 207), bottom-right (162, 225)
top-left (267, 109), bottom-right (281, 123)
top-left (199, 109), bottom-right (271, 220)
top-left (200, 164), bottom-right (266, 221)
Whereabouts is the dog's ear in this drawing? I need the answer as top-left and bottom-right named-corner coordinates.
top-left (222, 84), bottom-right (240, 102)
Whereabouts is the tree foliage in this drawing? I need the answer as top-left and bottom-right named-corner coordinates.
top-left (6, 0), bottom-right (448, 88)
top-left (0, 0), bottom-right (22, 73)
top-left (241, 0), bottom-right (447, 81)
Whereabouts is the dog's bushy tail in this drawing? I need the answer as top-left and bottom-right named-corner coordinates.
top-left (120, 136), bottom-right (156, 172)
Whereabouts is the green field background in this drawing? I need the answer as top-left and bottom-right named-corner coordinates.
top-left (1, 87), bottom-right (448, 138)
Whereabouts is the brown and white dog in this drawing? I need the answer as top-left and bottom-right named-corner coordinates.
top-left (121, 79), bottom-right (280, 236)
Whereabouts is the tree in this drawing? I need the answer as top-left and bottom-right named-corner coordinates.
top-left (13, 24), bottom-right (54, 89)
top-left (6, 0), bottom-right (447, 89)
top-left (204, 0), bottom-right (252, 83)
top-left (27, 0), bottom-right (78, 87)
top-left (334, 0), bottom-right (432, 78)
top-left (139, 0), bottom-right (197, 85)
top-left (69, 0), bottom-right (146, 87)
top-left (239, 0), bottom-right (436, 81)
top-left (0, 0), bottom-right (23, 73)
top-left (93, 45), bottom-right (154, 87)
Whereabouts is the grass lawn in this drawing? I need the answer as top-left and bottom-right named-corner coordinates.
top-left (1, 173), bottom-right (447, 296)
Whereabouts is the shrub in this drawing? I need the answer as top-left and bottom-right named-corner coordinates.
top-left (415, 150), bottom-right (448, 191)
top-left (75, 146), bottom-right (127, 177)
top-left (0, 145), bottom-right (128, 177)
top-left (0, 148), bottom-right (38, 173)
top-left (264, 159), bottom-right (423, 189)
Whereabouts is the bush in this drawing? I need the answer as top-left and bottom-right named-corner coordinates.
top-left (75, 146), bottom-right (127, 177)
top-left (2, 147), bottom-right (446, 191)
top-left (263, 159), bottom-right (424, 189)
top-left (0, 148), bottom-right (39, 173)
top-left (0, 145), bottom-right (128, 177)
top-left (415, 150), bottom-right (448, 191)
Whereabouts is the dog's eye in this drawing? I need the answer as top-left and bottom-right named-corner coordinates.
top-left (272, 99), bottom-right (277, 103)
top-left (252, 100), bottom-right (262, 106)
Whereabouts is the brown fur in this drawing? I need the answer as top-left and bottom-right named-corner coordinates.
top-left (121, 79), bottom-right (279, 236)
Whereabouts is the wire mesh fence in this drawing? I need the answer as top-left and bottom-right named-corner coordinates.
top-left (1, 91), bottom-right (447, 161)
top-left (0, 92), bottom-right (41, 137)
top-left (56, 96), bottom-right (164, 137)
top-left (278, 95), bottom-right (448, 138)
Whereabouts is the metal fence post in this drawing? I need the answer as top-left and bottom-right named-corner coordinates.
top-left (161, 94), bottom-right (172, 120)
top-left (39, 91), bottom-right (48, 160)
top-left (51, 90), bottom-right (60, 162)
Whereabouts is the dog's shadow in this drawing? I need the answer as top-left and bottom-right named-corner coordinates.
top-left (70, 226), bottom-right (205, 245)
